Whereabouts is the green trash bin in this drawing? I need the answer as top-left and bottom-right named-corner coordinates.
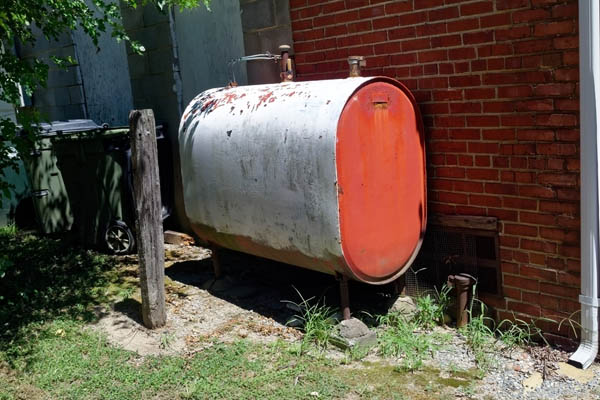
top-left (0, 146), bottom-right (31, 227)
top-left (22, 119), bottom-right (171, 254)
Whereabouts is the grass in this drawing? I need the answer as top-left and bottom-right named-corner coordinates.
top-left (0, 228), bottom-right (509, 399)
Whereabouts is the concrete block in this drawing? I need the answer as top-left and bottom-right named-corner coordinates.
top-left (241, 0), bottom-right (275, 31)
top-left (330, 318), bottom-right (377, 350)
top-left (63, 104), bottom-right (86, 120)
top-left (120, 4), bottom-right (144, 31)
top-left (389, 295), bottom-right (417, 316)
top-left (164, 230), bottom-right (195, 245)
top-left (274, 0), bottom-right (291, 26)
top-left (127, 55), bottom-right (148, 78)
top-left (143, 4), bottom-right (169, 27)
top-left (148, 48), bottom-right (173, 75)
top-left (68, 85), bottom-right (85, 105)
top-left (257, 25), bottom-right (294, 54)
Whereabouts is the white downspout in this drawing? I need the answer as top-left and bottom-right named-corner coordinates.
top-left (569, 0), bottom-right (600, 370)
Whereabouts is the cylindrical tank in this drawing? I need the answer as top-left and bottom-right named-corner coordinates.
top-left (179, 77), bottom-right (426, 284)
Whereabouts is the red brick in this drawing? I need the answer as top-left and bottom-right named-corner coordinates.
top-left (388, 26), bottom-right (416, 40)
top-left (483, 101), bottom-right (514, 113)
top-left (467, 168), bottom-right (499, 180)
top-left (537, 114), bottom-right (578, 127)
top-left (553, 36), bottom-right (578, 49)
top-left (450, 129), bottom-right (481, 140)
top-left (454, 180), bottom-right (484, 193)
top-left (463, 31), bottom-right (494, 45)
top-left (534, 21), bottom-right (574, 37)
top-left (514, 39), bottom-right (553, 54)
top-left (449, 102), bottom-right (482, 113)
top-left (322, 1), bottom-right (345, 13)
top-left (447, 18), bottom-right (479, 33)
top-left (384, 1), bottom-right (412, 14)
top-left (498, 85), bottom-right (533, 98)
top-left (480, 13), bottom-right (511, 28)
top-left (418, 50), bottom-right (448, 63)
top-left (516, 99), bottom-right (553, 112)
top-left (486, 183), bottom-right (517, 195)
top-left (414, 0), bottom-right (444, 9)
top-left (552, 3), bottom-right (578, 19)
top-left (497, 0), bottom-right (529, 10)
top-left (470, 194), bottom-right (501, 207)
top-left (450, 75), bottom-right (482, 87)
top-left (521, 265), bottom-right (557, 282)
top-left (512, 9), bottom-right (550, 23)
top-left (533, 83), bottom-right (574, 96)
top-left (521, 238), bottom-right (557, 253)
top-left (501, 114), bottom-right (535, 127)
top-left (495, 26), bottom-right (531, 41)
top-left (504, 223), bottom-right (538, 237)
top-left (504, 275), bottom-right (540, 292)
top-left (390, 53), bottom-right (417, 65)
top-left (504, 197), bottom-right (538, 210)
top-left (461, 1), bottom-right (493, 16)
top-left (399, 11), bottom-right (428, 26)
top-left (429, 6), bottom-right (459, 21)
top-left (540, 283), bottom-right (579, 299)
top-left (449, 47), bottom-right (477, 60)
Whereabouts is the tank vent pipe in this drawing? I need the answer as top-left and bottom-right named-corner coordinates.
top-left (348, 56), bottom-right (366, 77)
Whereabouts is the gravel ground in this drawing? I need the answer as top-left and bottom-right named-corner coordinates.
top-left (93, 243), bottom-right (600, 399)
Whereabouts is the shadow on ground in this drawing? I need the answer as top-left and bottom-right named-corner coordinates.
top-left (165, 248), bottom-right (399, 327)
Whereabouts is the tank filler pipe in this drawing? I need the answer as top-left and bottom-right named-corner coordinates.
top-left (569, 0), bottom-right (600, 370)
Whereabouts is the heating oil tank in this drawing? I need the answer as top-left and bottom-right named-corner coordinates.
top-left (179, 77), bottom-right (426, 284)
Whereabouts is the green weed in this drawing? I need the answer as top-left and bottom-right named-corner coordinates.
top-left (413, 284), bottom-right (452, 329)
top-left (284, 289), bottom-right (337, 354)
top-left (377, 312), bottom-right (448, 372)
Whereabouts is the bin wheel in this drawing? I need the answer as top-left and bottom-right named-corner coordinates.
top-left (105, 221), bottom-right (135, 255)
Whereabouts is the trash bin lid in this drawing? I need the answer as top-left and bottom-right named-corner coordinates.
top-left (38, 119), bottom-right (103, 137)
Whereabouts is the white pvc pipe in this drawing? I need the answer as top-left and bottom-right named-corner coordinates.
top-left (570, 0), bottom-right (600, 370)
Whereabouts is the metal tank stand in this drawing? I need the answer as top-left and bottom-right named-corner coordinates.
top-left (337, 273), bottom-right (351, 320)
top-left (209, 244), bottom-right (223, 279)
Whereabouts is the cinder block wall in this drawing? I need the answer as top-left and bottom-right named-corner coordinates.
top-left (289, 0), bottom-right (580, 336)
top-left (240, 0), bottom-right (294, 84)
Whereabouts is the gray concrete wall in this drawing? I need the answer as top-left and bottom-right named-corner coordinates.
top-left (174, 0), bottom-right (248, 105)
top-left (121, 1), bottom-right (247, 232)
top-left (240, 0), bottom-right (293, 84)
top-left (72, 26), bottom-right (133, 126)
top-left (17, 30), bottom-right (87, 121)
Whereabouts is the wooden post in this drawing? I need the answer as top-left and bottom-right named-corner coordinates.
top-left (130, 109), bottom-right (166, 329)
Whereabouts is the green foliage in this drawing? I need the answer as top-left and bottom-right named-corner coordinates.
top-left (461, 290), bottom-right (553, 371)
top-left (377, 312), bottom-right (449, 372)
top-left (0, 0), bottom-right (210, 199)
top-left (413, 284), bottom-right (452, 329)
top-left (285, 290), bottom-right (336, 354)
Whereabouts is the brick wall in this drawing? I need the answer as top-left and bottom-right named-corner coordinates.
top-left (289, 0), bottom-right (580, 335)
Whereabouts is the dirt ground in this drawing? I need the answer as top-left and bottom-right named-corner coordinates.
top-left (93, 243), bottom-right (385, 356)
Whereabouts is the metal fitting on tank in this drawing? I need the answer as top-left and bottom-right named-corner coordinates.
top-left (348, 56), bottom-right (366, 77)
top-left (279, 45), bottom-right (294, 82)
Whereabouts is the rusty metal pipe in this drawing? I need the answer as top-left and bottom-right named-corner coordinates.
top-left (210, 244), bottom-right (223, 279)
top-left (448, 274), bottom-right (475, 328)
top-left (338, 274), bottom-right (351, 320)
top-left (279, 44), bottom-right (293, 82)
top-left (348, 56), bottom-right (366, 77)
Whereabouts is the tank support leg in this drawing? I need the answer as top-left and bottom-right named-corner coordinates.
top-left (210, 245), bottom-right (223, 279)
top-left (392, 275), bottom-right (406, 296)
top-left (338, 274), bottom-right (351, 320)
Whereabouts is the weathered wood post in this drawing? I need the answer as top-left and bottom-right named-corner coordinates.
top-left (129, 109), bottom-right (166, 329)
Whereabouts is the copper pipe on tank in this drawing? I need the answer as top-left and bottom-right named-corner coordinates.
top-left (279, 45), bottom-right (294, 82)
top-left (447, 274), bottom-right (476, 328)
top-left (348, 56), bottom-right (366, 77)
